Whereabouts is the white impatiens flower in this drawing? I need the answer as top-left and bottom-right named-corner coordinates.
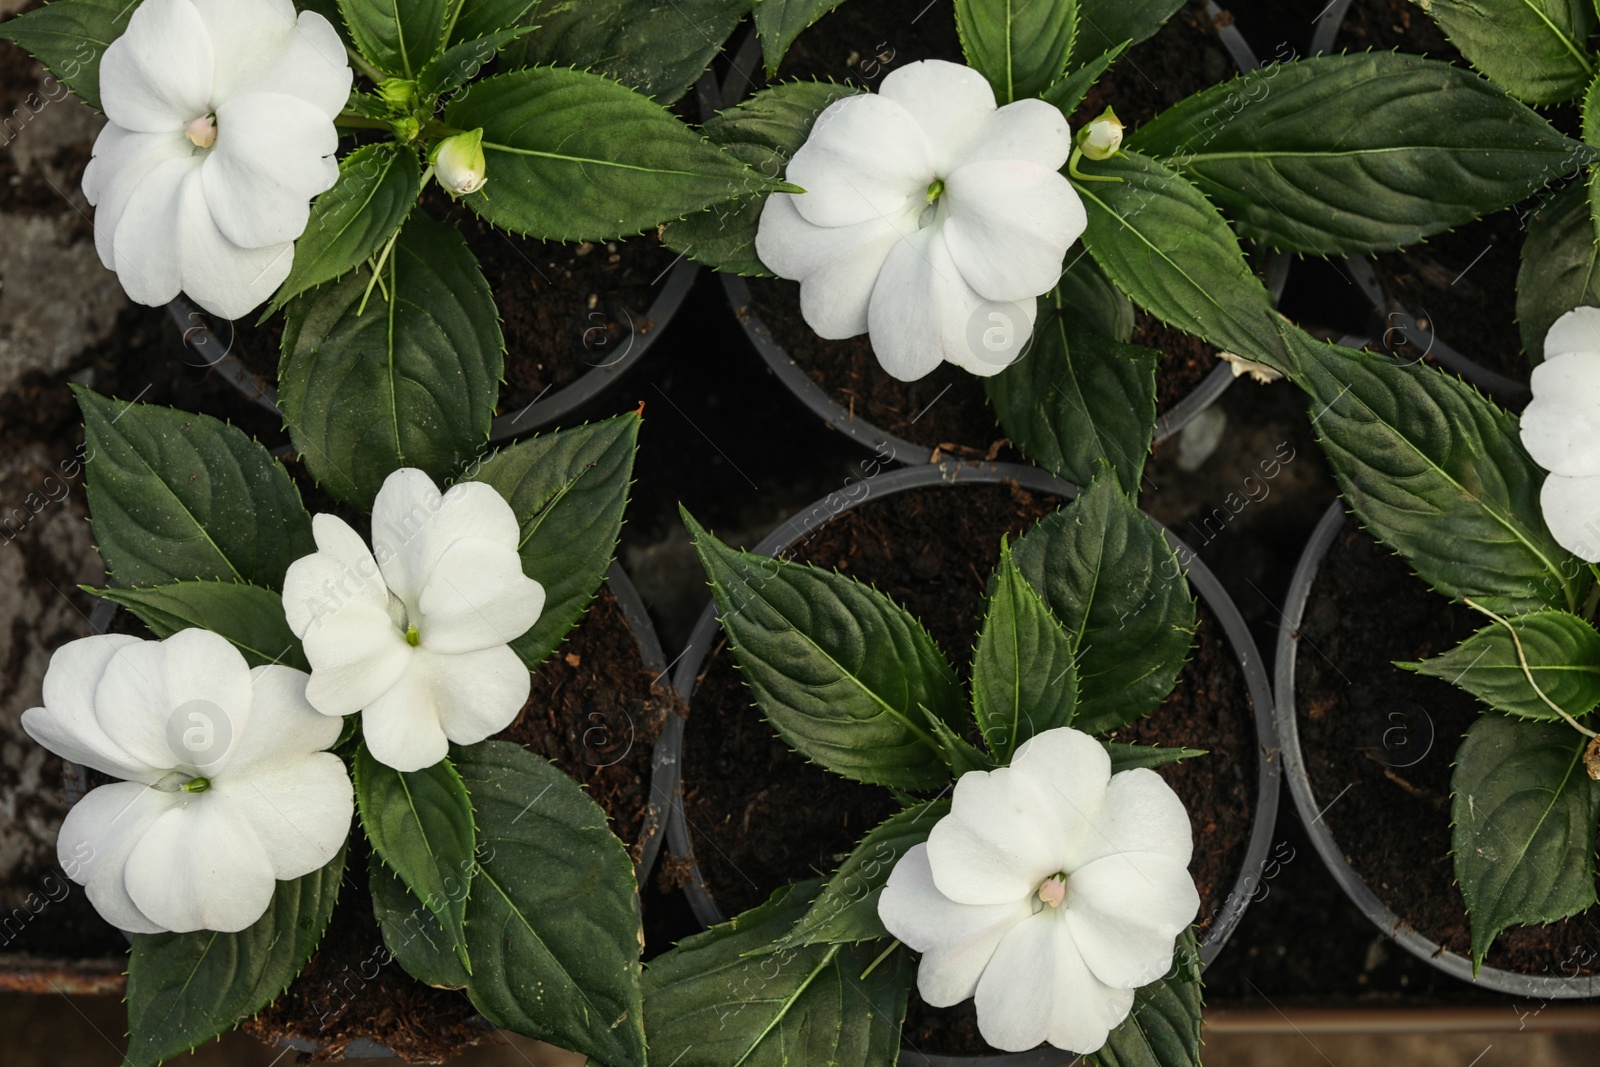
top-left (21, 629), bottom-right (352, 934)
top-left (878, 727), bottom-right (1199, 1055)
top-left (82, 0), bottom-right (351, 319)
top-left (1521, 306), bottom-right (1600, 561)
top-left (282, 469), bottom-right (545, 773)
top-left (755, 59), bottom-right (1085, 382)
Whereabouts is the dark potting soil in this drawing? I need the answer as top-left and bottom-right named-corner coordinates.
top-left (680, 482), bottom-right (1258, 1055)
top-left (1296, 522), bottom-right (1600, 977)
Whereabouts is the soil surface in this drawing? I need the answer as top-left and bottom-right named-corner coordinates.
top-left (680, 481), bottom-right (1259, 1054)
top-left (1296, 522), bottom-right (1600, 977)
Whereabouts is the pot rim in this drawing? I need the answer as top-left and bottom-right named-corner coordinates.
top-left (657, 459), bottom-right (1282, 1066)
top-left (1273, 500), bottom-right (1600, 998)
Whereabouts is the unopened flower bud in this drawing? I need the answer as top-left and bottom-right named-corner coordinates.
top-left (432, 128), bottom-right (487, 197)
top-left (1037, 874), bottom-right (1066, 908)
top-left (1078, 107), bottom-right (1123, 162)
top-left (185, 114), bottom-right (217, 149)
top-left (377, 78), bottom-right (418, 111)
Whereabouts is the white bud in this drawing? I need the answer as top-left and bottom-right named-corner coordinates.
top-left (1078, 108), bottom-right (1123, 162)
top-left (432, 128), bottom-right (487, 197)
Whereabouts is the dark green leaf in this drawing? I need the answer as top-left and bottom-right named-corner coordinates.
top-left (1012, 472), bottom-right (1196, 733)
top-left (1066, 0), bottom-right (1181, 73)
top-left (92, 581), bottom-right (307, 671)
top-left (456, 741), bottom-right (645, 1067)
top-left (268, 143), bottom-right (422, 314)
top-left (369, 852), bottom-right (471, 989)
top-left (1452, 715), bottom-right (1600, 969)
top-left (355, 747), bottom-right (476, 972)
top-left (1103, 742), bottom-right (1205, 773)
top-left (752, 0), bottom-right (845, 76)
top-left (448, 0), bottom-right (538, 45)
top-left (955, 0), bottom-right (1076, 103)
top-left (465, 414), bottom-right (639, 668)
top-left (1519, 181), bottom-right (1600, 364)
top-left (1281, 326), bottom-right (1579, 613)
top-left (339, 0), bottom-right (452, 76)
top-left (664, 79), bottom-right (861, 275)
top-left (683, 509), bottom-right (964, 790)
top-left (1423, 0), bottom-right (1595, 105)
top-left (1086, 927), bottom-right (1202, 1067)
top-left (644, 881), bottom-right (914, 1067)
top-left (0, 0), bottom-right (133, 110)
top-left (1132, 52), bottom-right (1590, 255)
top-left (125, 849), bottom-right (345, 1067)
top-left (1043, 38), bottom-right (1130, 115)
top-left (279, 212), bottom-right (504, 509)
top-left (1404, 609), bottom-right (1600, 723)
top-left (443, 66), bottom-right (778, 242)
top-left (419, 25), bottom-right (533, 98)
top-left (1586, 66), bottom-right (1600, 244)
top-left (77, 389), bottom-right (313, 590)
top-left (922, 705), bottom-right (997, 775)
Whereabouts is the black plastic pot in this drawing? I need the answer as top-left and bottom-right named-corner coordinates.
top-left (717, 4), bottom-right (1294, 464)
top-left (655, 461), bottom-right (1283, 1066)
top-left (1274, 501), bottom-right (1600, 999)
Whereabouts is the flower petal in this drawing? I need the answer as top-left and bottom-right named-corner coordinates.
top-left (22, 635), bottom-right (153, 781)
top-left (248, 11), bottom-right (353, 117)
top-left (228, 665), bottom-right (345, 776)
top-left (215, 752), bottom-right (352, 879)
top-left (202, 92), bottom-right (338, 248)
top-left (1067, 767), bottom-right (1193, 871)
top-left (877, 60), bottom-right (997, 173)
top-left (57, 782), bottom-right (176, 934)
top-left (124, 794), bottom-right (277, 932)
top-left (172, 166), bottom-right (296, 318)
top-left (416, 538), bottom-right (544, 654)
top-left (98, 0), bottom-right (214, 133)
top-left (1010, 727), bottom-right (1116, 866)
top-left (1539, 471), bottom-right (1600, 562)
top-left (300, 603), bottom-right (413, 716)
top-left (359, 656), bottom-right (453, 772)
top-left (927, 763), bottom-right (1066, 907)
top-left (943, 160), bottom-right (1085, 301)
top-left (1523, 351), bottom-right (1600, 477)
top-left (374, 474), bottom-right (522, 609)
top-left (878, 843), bottom-right (1031, 1006)
top-left (755, 194), bottom-right (914, 339)
top-left (284, 513), bottom-right (392, 635)
top-left (1542, 305), bottom-right (1600, 363)
top-left (786, 94), bottom-right (933, 228)
top-left (959, 98), bottom-right (1074, 170)
top-left (427, 645), bottom-right (532, 746)
top-left (189, 0), bottom-right (350, 116)
top-left (974, 913), bottom-right (1135, 1055)
top-left (83, 125), bottom-right (193, 268)
top-left (110, 154), bottom-right (198, 308)
top-left (1064, 851), bottom-right (1199, 989)
top-left (95, 629), bottom-right (252, 776)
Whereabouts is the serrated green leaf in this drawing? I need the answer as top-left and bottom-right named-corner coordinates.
top-left (465, 414), bottom-right (639, 669)
top-left (1043, 38), bottom-right (1130, 115)
top-left (1519, 181), bottom-right (1600, 365)
top-left (418, 24), bottom-right (532, 98)
top-left (339, 0), bottom-right (452, 76)
top-left (77, 389), bottom-right (313, 590)
top-left (279, 212), bottom-right (503, 510)
top-left (644, 880), bottom-right (914, 1067)
top-left (956, 0), bottom-right (1076, 104)
top-left (369, 851), bottom-right (471, 989)
top-left (268, 143), bottom-right (422, 315)
top-left (1452, 715), bottom-right (1600, 969)
top-left (1281, 325), bottom-right (1579, 613)
top-left (1012, 472), bottom-right (1196, 734)
top-left (973, 540), bottom-right (1080, 761)
top-left (456, 741), bottom-right (645, 1067)
top-left (355, 746), bottom-right (475, 973)
top-left (125, 849), bottom-right (345, 1067)
top-left (664, 79), bottom-right (862, 275)
top-left (1067, 0), bottom-right (1181, 72)
top-left (92, 581), bottom-right (307, 671)
top-left (1421, 0), bottom-right (1594, 106)
top-left (752, 0), bottom-right (845, 76)
top-left (1103, 742), bottom-right (1205, 773)
top-left (1086, 927), bottom-right (1202, 1067)
top-left (1074, 150), bottom-right (1286, 374)
top-left (0, 0), bottom-right (132, 111)
top-left (443, 66), bottom-right (777, 242)
top-left (921, 704), bottom-right (997, 775)
top-left (1405, 609), bottom-right (1600, 723)
top-left (447, 0), bottom-right (537, 45)
top-left (683, 508), bottom-right (964, 791)
top-left (1586, 66), bottom-right (1600, 244)
top-left (1131, 52), bottom-right (1590, 256)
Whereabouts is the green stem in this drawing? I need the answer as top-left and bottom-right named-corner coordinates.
top-left (347, 46), bottom-right (386, 84)
top-left (335, 112), bottom-right (393, 131)
top-left (1584, 566), bottom-right (1600, 621)
top-left (1464, 597), bottom-right (1599, 738)
top-left (358, 228), bottom-right (402, 317)
top-left (859, 940), bottom-right (900, 981)
top-left (1068, 146), bottom-right (1122, 184)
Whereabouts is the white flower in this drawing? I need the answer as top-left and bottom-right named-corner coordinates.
top-left (1521, 306), bottom-right (1600, 561)
top-left (755, 60), bottom-right (1085, 382)
top-left (82, 0), bottom-right (351, 319)
top-left (20, 629), bottom-right (352, 934)
top-left (282, 469), bottom-right (545, 773)
top-left (433, 127), bottom-right (487, 197)
top-left (878, 727), bottom-right (1198, 1055)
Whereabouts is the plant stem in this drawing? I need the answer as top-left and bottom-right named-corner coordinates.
top-left (347, 46), bottom-right (386, 84)
top-left (1464, 598), bottom-right (1599, 738)
top-left (859, 940), bottom-right (900, 981)
top-left (335, 112), bottom-right (393, 131)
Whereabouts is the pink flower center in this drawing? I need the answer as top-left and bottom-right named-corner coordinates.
top-left (185, 114), bottom-right (217, 150)
top-left (1037, 874), bottom-right (1067, 908)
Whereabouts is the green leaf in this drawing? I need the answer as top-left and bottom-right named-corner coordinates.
top-left (125, 849), bottom-right (345, 1067)
top-left (1281, 325), bottom-right (1579, 613)
top-left (443, 66), bottom-right (777, 242)
top-left (972, 539), bottom-right (1080, 761)
top-left (1104, 742), bottom-right (1205, 773)
top-left (465, 414), bottom-right (639, 669)
top-left (752, 0), bottom-right (844, 76)
top-left (1012, 472), bottom-right (1196, 734)
top-left (1043, 38), bottom-right (1130, 115)
top-left (1519, 180), bottom-right (1600, 364)
top-left (0, 0), bottom-right (133, 111)
top-left (644, 881), bottom-right (914, 1067)
top-left (1404, 609), bottom-right (1600, 723)
top-left (1074, 150), bottom-right (1286, 375)
top-left (369, 852), bottom-right (471, 989)
top-left (1586, 66), bottom-right (1600, 244)
top-left (339, 0), bottom-right (452, 76)
top-left (768, 801), bottom-right (950, 951)
top-left (1422, 0), bottom-right (1595, 106)
top-left (986, 309), bottom-right (1157, 491)
top-left (448, 0), bottom-right (538, 45)
top-left (664, 79), bottom-right (862, 275)
top-left (1067, 0), bottom-right (1181, 72)
top-left (1131, 52), bottom-right (1590, 255)
top-left (354, 746), bottom-right (476, 973)
top-left (1086, 927), bottom-right (1202, 1067)
top-left (921, 705), bottom-right (997, 775)
top-left (418, 25), bottom-right (533, 98)
top-left (955, 0), bottom-right (1076, 104)
top-left (279, 212), bottom-right (503, 509)
top-left (1452, 715), bottom-right (1600, 970)
top-left (92, 581), bottom-right (307, 671)
top-left (77, 389), bottom-right (313, 590)
top-left (268, 143), bottom-right (422, 315)
top-left (519, 0), bottom-right (749, 104)
top-left (456, 741), bottom-right (645, 1067)
top-left (683, 508), bottom-right (965, 791)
